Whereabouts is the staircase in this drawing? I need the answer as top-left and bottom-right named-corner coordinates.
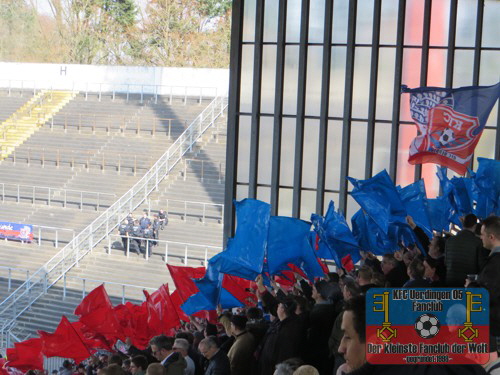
top-left (0, 91), bottom-right (76, 159)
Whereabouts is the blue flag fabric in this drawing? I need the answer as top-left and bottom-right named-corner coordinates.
top-left (449, 176), bottom-right (474, 217)
top-left (181, 253), bottom-right (243, 315)
top-left (436, 168), bottom-right (462, 226)
top-left (403, 83), bottom-right (500, 175)
top-left (474, 157), bottom-right (500, 218)
top-left (266, 216), bottom-right (324, 281)
top-left (426, 197), bottom-right (451, 232)
top-left (351, 209), bottom-right (399, 255)
top-left (397, 180), bottom-right (432, 238)
top-left (216, 199), bottom-right (271, 281)
top-left (348, 170), bottom-right (407, 234)
top-left (311, 201), bottom-right (361, 266)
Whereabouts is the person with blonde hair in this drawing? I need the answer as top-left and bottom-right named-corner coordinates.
top-left (293, 365), bottom-right (319, 375)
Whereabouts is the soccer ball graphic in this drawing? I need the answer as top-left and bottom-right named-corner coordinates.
top-left (438, 128), bottom-right (455, 147)
top-left (415, 314), bottom-right (440, 339)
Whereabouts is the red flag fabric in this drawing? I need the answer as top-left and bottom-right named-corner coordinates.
top-left (113, 302), bottom-right (150, 349)
top-left (170, 290), bottom-right (190, 322)
top-left (71, 321), bottom-right (113, 352)
top-left (74, 284), bottom-right (123, 341)
top-left (38, 316), bottom-right (91, 362)
top-left (166, 265), bottom-right (206, 301)
top-left (341, 254), bottom-right (355, 272)
top-left (222, 275), bottom-right (257, 306)
top-left (144, 290), bottom-right (163, 337)
top-left (150, 284), bottom-right (182, 331)
top-left (0, 358), bottom-right (9, 375)
top-left (287, 263), bottom-right (308, 279)
top-left (6, 338), bottom-right (44, 371)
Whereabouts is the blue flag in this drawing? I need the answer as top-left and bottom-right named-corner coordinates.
top-left (266, 217), bottom-right (324, 281)
top-left (351, 209), bottom-right (399, 255)
top-left (426, 197), bottom-right (451, 232)
top-left (403, 83), bottom-right (500, 175)
top-left (311, 201), bottom-right (361, 266)
top-left (217, 199), bottom-right (271, 280)
top-left (436, 168), bottom-right (461, 226)
top-left (348, 170), bottom-right (407, 234)
top-left (449, 176), bottom-right (474, 217)
top-left (474, 157), bottom-right (500, 218)
top-left (398, 180), bottom-right (432, 237)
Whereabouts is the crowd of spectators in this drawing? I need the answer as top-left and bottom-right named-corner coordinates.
top-left (118, 210), bottom-right (168, 257)
top-left (50, 214), bottom-right (500, 375)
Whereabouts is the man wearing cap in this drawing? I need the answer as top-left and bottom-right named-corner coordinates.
top-left (226, 315), bottom-right (256, 375)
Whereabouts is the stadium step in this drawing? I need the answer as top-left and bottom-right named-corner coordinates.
top-left (0, 91), bottom-right (77, 160)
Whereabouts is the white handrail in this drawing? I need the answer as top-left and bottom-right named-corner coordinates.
top-left (163, 198), bottom-right (224, 223)
top-left (0, 95), bottom-right (227, 349)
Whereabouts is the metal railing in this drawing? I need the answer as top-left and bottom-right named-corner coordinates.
top-left (183, 159), bottom-right (225, 183)
top-left (0, 80), bottom-right (218, 104)
top-left (31, 225), bottom-right (75, 247)
top-left (0, 95), bottom-right (227, 349)
top-left (0, 183), bottom-right (116, 210)
top-left (61, 275), bottom-right (156, 304)
top-left (162, 199), bottom-right (224, 223)
top-left (0, 267), bottom-right (31, 292)
top-left (107, 234), bottom-right (222, 264)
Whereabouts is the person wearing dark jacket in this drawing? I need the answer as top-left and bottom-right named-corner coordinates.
top-left (403, 258), bottom-right (431, 288)
top-left (381, 254), bottom-right (408, 287)
top-left (198, 337), bottom-right (231, 375)
top-left (303, 280), bottom-right (340, 374)
top-left (149, 335), bottom-right (186, 375)
top-left (257, 293), bottom-right (304, 375)
top-left (445, 214), bottom-right (485, 287)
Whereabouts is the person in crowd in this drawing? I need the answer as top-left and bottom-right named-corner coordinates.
top-left (245, 306), bottom-right (269, 347)
top-left (381, 254), bottom-right (408, 287)
top-left (158, 209), bottom-right (167, 230)
top-left (110, 354), bottom-right (124, 367)
top-left (403, 258), bottom-right (431, 287)
top-left (479, 216), bottom-right (500, 354)
top-left (59, 360), bottom-right (73, 375)
top-left (146, 364), bottom-right (166, 375)
top-left (152, 214), bottom-right (160, 246)
top-left (105, 365), bottom-right (126, 375)
top-left (292, 365), bottom-right (319, 375)
top-left (123, 359), bottom-right (131, 375)
top-left (173, 338), bottom-right (195, 375)
top-left (423, 256), bottom-right (444, 286)
top-left (118, 219), bottom-right (131, 251)
top-left (226, 314), bottom-right (255, 375)
top-left (130, 356), bottom-right (148, 375)
top-left (304, 280), bottom-right (340, 373)
top-left (143, 223), bottom-right (154, 258)
top-left (198, 336), bottom-right (231, 375)
top-left (445, 213), bottom-right (485, 286)
top-left (256, 275), bottom-right (304, 375)
top-left (355, 266), bottom-right (376, 294)
top-left (149, 335), bottom-right (186, 375)
top-left (175, 332), bottom-right (204, 375)
top-left (127, 213), bottom-right (134, 225)
top-left (273, 358), bottom-right (304, 375)
top-left (130, 220), bottom-right (143, 255)
top-left (140, 212), bottom-right (152, 230)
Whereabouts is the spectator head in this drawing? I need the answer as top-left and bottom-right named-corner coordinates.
top-left (62, 360), bottom-right (73, 369)
top-left (143, 212), bottom-right (148, 218)
top-left (429, 235), bottom-right (446, 259)
top-left (173, 338), bottom-right (189, 357)
top-left (273, 358), bottom-right (304, 375)
top-left (146, 363), bottom-right (166, 375)
top-left (198, 336), bottom-right (219, 360)
top-left (357, 266), bottom-right (373, 286)
top-left (105, 365), bottom-right (126, 375)
top-left (77, 364), bottom-right (86, 374)
top-left (342, 277), bottom-right (361, 300)
top-left (52, 371), bottom-right (58, 375)
top-left (312, 280), bottom-right (333, 302)
top-left (277, 297), bottom-right (297, 321)
top-left (230, 315), bottom-right (247, 335)
top-left (149, 335), bottom-right (175, 362)
top-left (327, 272), bottom-right (340, 283)
top-left (381, 254), bottom-right (398, 275)
top-left (338, 295), bottom-right (367, 371)
top-left (130, 356), bottom-right (148, 375)
top-left (133, 220), bottom-right (139, 225)
top-left (407, 258), bottom-right (425, 280)
top-left (122, 359), bottom-right (131, 372)
top-left (193, 331), bottom-right (204, 348)
top-left (293, 295), bottom-right (309, 315)
top-left (109, 354), bottom-right (123, 367)
top-left (423, 257), bottom-right (438, 279)
top-left (293, 365), bottom-right (319, 375)
top-left (246, 307), bottom-right (263, 320)
top-left (175, 331), bottom-right (194, 345)
top-left (370, 272), bottom-right (385, 287)
top-left (204, 322), bottom-right (217, 337)
top-left (463, 214), bottom-right (478, 230)
top-left (481, 216), bottom-right (500, 250)
top-left (402, 251), bottom-right (415, 267)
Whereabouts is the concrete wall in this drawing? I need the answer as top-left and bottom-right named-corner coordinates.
top-left (0, 63), bottom-right (229, 96)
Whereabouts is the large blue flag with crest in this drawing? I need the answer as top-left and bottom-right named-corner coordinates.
top-left (402, 83), bottom-right (500, 175)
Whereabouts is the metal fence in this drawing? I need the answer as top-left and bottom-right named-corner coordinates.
top-left (0, 94), bottom-right (227, 350)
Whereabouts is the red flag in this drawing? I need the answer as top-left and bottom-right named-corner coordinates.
top-left (6, 338), bottom-right (44, 371)
top-left (222, 275), bottom-right (257, 306)
top-left (38, 316), bottom-right (90, 362)
top-left (166, 264), bottom-right (206, 301)
top-left (287, 263), bottom-right (308, 279)
top-left (74, 284), bottom-right (123, 341)
top-left (341, 254), bottom-right (355, 272)
top-left (144, 290), bottom-right (163, 337)
top-left (154, 284), bottom-right (182, 330)
top-left (170, 290), bottom-right (190, 322)
top-left (71, 321), bottom-right (113, 352)
top-left (113, 302), bottom-right (150, 349)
